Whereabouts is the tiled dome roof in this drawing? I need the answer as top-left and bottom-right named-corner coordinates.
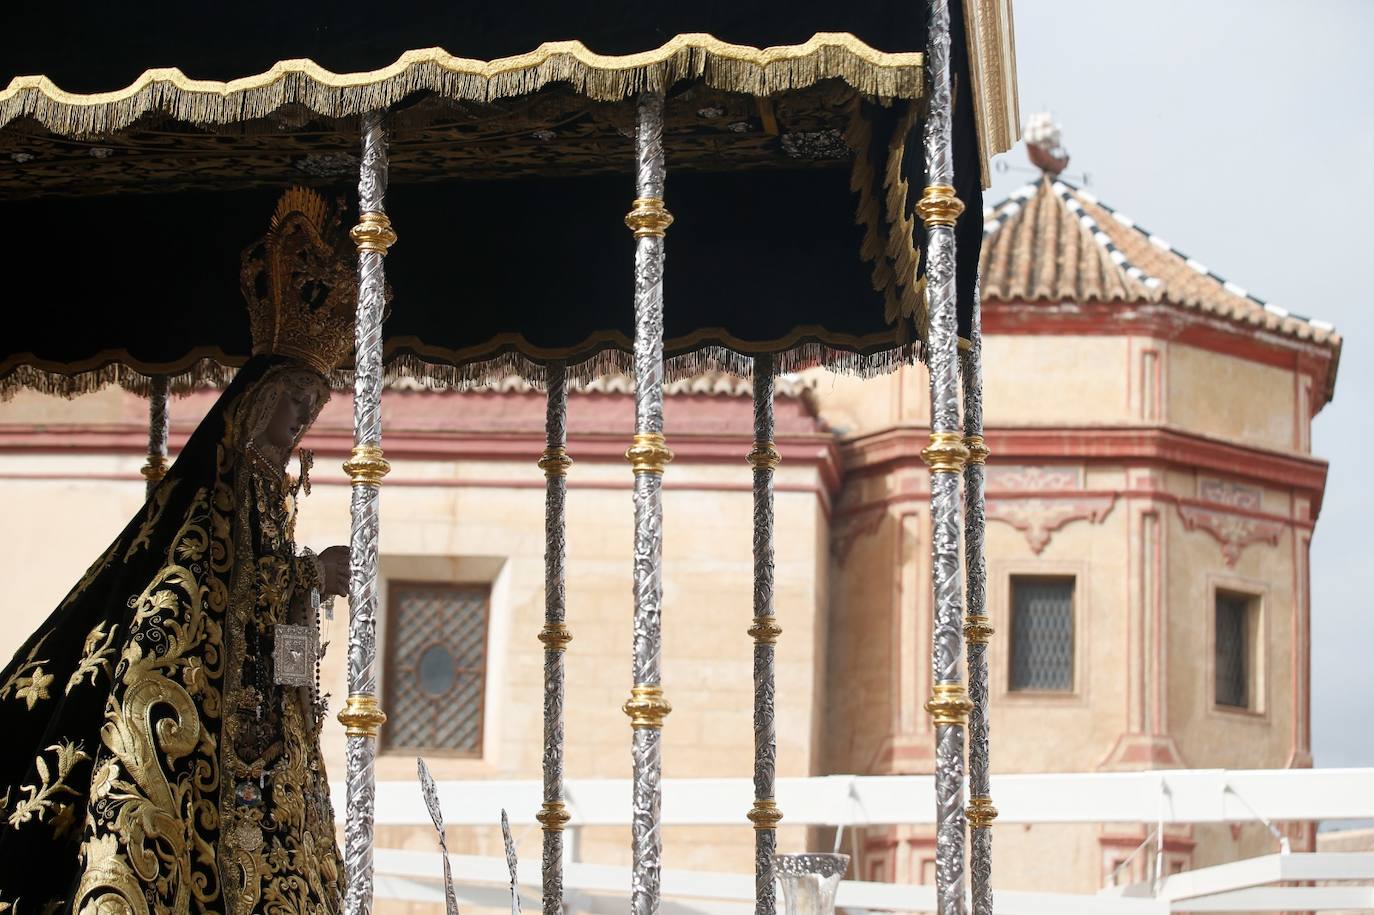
top-left (980, 178), bottom-right (1340, 349)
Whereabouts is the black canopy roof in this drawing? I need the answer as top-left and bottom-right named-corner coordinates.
top-left (0, 0), bottom-right (991, 394)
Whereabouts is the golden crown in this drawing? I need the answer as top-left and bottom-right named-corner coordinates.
top-left (241, 187), bottom-right (358, 375)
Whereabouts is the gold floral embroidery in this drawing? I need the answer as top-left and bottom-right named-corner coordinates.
top-left (13, 669), bottom-right (53, 711)
top-left (0, 631), bottom-right (50, 708)
top-left (7, 741), bottom-right (90, 828)
top-left (125, 478), bottom-right (180, 560)
top-left (65, 622), bottom-right (119, 695)
top-left (1, 634), bottom-right (53, 711)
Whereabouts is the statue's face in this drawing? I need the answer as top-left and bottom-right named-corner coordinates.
top-left (261, 384), bottom-right (321, 451)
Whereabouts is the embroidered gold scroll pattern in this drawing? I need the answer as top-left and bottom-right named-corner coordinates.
top-left (73, 487), bottom-right (226, 915)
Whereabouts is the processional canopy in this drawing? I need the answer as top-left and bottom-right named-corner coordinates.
top-left (0, 0), bottom-right (1017, 396)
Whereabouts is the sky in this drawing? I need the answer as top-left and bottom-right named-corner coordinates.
top-left (986, 1), bottom-right (1374, 768)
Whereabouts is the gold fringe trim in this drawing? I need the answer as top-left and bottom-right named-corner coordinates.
top-left (370, 342), bottom-right (920, 392)
top-left (0, 358), bottom-right (239, 400)
top-left (1, 34), bottom-right (922, 137)
top-left (845, 99), bottom-right (925, 334)
top-left (882, 103), bottom-right (926, 329)
top-left (845, 99), bottom-right (900, 321)
top-left (0, 338), bottom-right (921, 400)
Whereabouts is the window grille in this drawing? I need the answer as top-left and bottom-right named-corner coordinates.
top-left (384, 581), bottom-right (490, 754)
top-left (1215, 592), bottom-right (1251, 709)
top-left (1009, 576), bottom-right (1075, 691)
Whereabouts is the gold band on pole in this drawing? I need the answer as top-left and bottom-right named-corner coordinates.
top-left (351, 212), bottom-right (398, 254)
top-left (623, 684), bottom-right (672, 729)
top-left (922, 431), bottom-right (970, 474)
top-left (539, 445), bottom-right (574, 477)
top-left (624, 197), bottom-right (674, 238)
top-left (925, 682), bottom-right (973, 727)
top-left (963, 434), bottom-right (991, 465)
top-left (746, 798), bottom-right (784, 830)
top-left (915, 184), bottom-right (965, 229)
top-left (967, 796), bottom-right (999, 830)
top-left (963, 615), bottom-right (994, 644)
top-left (538, 622), bottom-right (573, 652)
top-left (746, 441), bottom-right (781, 470)
top-left (626, 432), bottom-right (673, 475)
top-left (338, 693), bottom-right (388, 739)
top-left (140, 454), bottom-right (170, 483)
top-left (748, 616), bottom-right (783, 645)
top-left (343, 444), bottom-right (390, 486)
top-left (536, 801), bottom-right (572, 832)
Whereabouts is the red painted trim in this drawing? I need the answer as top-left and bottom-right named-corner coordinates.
top-left (836, 486), bottom-right (1311, 533)
top-left (1151, 507), bottom-right (1165, 736)
top-left (0, 428), bottom-right (842, 508)
top-left (0, 471), bottom-right (832, 520)
top-left (841, 425), bottom-right (1328, 516)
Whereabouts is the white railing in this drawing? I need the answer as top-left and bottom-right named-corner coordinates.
top-left (337, 767), bottom-right (1374, 828)
top-left (344, 768), bottom-right (1374, 914)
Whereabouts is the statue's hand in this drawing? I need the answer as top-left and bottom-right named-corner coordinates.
top-left (320, 545), bottom-right (351, 597)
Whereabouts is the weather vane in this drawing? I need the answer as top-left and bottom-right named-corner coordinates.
top-left (996, 111), bottom-right (1092, 186)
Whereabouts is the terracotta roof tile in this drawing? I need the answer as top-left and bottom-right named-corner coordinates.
top-left (980, 178), bottom-right (1341, 351)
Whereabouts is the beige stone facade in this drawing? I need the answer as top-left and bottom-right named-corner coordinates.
top-left (0, 180), bottom-right (1341, 905)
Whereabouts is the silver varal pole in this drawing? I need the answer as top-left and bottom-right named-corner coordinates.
top-left (141, 375), bottom-right (170, 495)
top-left (746, 355), bottom-right (783, 915)
top-left (537, 362), bottom-right (574, 913)
top-left (961, 290), bottom-right (995, 915)
top-left (622, 90), bottom-right (674, 915)
top-left (917, 1), bottom-right (973, 913)
top-left (339, 109), bottom-right (397, 915)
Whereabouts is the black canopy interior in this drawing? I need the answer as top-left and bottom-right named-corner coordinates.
top-left (0, 0), bottom-right (984, 392)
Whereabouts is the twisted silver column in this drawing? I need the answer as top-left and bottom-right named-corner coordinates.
top-left (916, 3), bottom-right (971, 914)
top-left (141, 375), bottom-right (170, 495)
top-left (538, 362), bottom-right (574, 914)
top-left (960, 292), bottom-right (995, 915)
top-left (622, 90), bottom-right (674, 915)
top-left (339, 110), bottom-right (397, 915)
top-left (747, 355), bottom-right (783, 915)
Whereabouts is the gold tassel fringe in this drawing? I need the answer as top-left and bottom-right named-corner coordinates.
top-left (1, 34), bottom-right (922, 137)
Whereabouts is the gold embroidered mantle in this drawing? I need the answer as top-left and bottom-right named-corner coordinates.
top-left (0, 359), bottom-right (341, 915)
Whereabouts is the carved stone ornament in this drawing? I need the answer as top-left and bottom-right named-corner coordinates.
top-left (1197, 477), bottom-right (1262, 510)
top-left (985, 464), bottom-right (1080, 491)
top-left (1176, 504), bottom-right (1283, 566)
top-left (985, 494), bottom-right (1117, 554)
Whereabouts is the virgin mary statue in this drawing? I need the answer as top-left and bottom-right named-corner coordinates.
top-left (0, 188), bottom-right (364, 915)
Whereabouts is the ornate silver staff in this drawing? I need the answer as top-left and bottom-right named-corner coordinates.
top-left (622, 89), bottom-right (674, 915)
top-left (501, 809), bottom-right (522, 915)
top-left (417, 757), bottom-right (462, 915)
top-left (141, 375), bottom-right (170, 495)
top-left (917, 1), bottom-right (973, 913)
top-left (537, 362), bottom-right (573, 914)
top-left (960, 290), bottom-right (995, 915)
top-left (339, 109), bottom-right (397, 915)
top-left (746, 355), bottom-right (783, 915)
